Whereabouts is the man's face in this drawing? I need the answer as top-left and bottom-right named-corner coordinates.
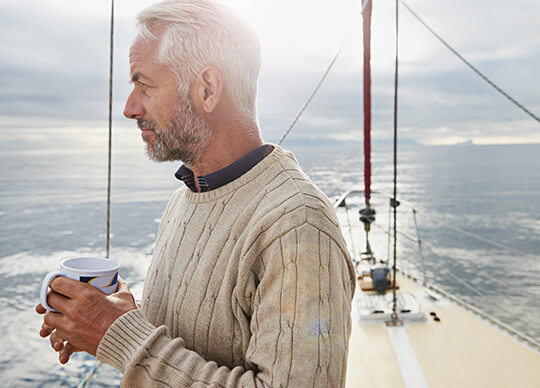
top-left (124, 33), bottom-right (211, 165)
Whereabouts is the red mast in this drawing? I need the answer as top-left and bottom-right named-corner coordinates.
top-left (362, 0), bottom-right (373, 207)
top-left (359, 0), bottom-right (376, 263)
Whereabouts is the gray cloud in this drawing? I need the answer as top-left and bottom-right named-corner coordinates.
top-left (1, 0), bottom-right (539, 146)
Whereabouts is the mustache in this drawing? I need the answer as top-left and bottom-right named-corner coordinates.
top-left (137, 118), bottom-right (157, 131)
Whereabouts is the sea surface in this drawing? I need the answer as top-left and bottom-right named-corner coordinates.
top-left (1, 128), bottom-right (539, 386)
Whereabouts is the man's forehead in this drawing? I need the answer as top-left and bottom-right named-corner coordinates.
top-left (129, 35), bottom-right (156, 60)
top-left (129, 24), bottom-right (166, 57)
top-left (128, 38), bottom-right (175, 85)
top-left (128, 37), bottom-right (161, 79)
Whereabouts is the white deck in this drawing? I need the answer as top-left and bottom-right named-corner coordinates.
top-left (345, 275), bottom-right (540, 388)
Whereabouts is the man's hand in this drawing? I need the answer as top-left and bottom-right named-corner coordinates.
top-left (36, 277), bottom-right (137, 362)
top-left (35, 314), bottom-right (80, 364)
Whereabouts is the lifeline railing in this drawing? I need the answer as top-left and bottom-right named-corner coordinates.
top-left (333, 189), bottom-right (540, 353)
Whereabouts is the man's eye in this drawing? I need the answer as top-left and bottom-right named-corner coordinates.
top-left (137, 82), bottom-right (149, 92)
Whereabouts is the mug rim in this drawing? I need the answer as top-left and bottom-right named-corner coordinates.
top-left (61, 257), bottom-right (119, 273)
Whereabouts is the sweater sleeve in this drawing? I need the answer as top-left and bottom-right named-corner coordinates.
top-left (97, 222), bottom-right (354, 387)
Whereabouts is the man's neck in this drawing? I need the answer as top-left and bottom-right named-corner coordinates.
top-left (189, 118), bottom-right (263, 180)
top-left (188, 95), bottom-right (263, 186)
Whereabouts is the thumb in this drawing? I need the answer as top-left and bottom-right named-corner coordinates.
top-left (116, 277), bottom-right (130, 292)
top-left (112, 277), bottom-right (138, 310)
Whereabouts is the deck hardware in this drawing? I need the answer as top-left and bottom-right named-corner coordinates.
top-left (386, 312), bottom-right (404, 326)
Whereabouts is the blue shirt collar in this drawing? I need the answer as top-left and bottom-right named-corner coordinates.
top-left (175, 144), bottom-right (274, 192)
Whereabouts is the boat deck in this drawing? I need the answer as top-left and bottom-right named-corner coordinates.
top-left (345, 274), bottom-right (540, 387)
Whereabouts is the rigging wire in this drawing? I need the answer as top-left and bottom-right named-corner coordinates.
top-left (106, 0), bottom-right (115, 258)
top-left (276, 41), bottom-right (347, 146)
top-left (277, 0), bottom-right (372, 146)
top-left (371, 212), bottom-right (539, 275)
top-left (279, 0), bottom-right (540, 148)
top-left (440, 222), bottom-right (539, 258)
top-left (340, 192), bottom-right (539, 339)
top-left (79, 3), bottom-right (114, 387)
top-left (419, 249), bottom-right (540, 335)
top-left (84, 0), bottom-right (539, 383)
top-left (370, 210), bottom-right (538, 302)
top-left (399, 0), bottom-right (540, 123)
top-left (367, 207), bottom-right (539, 335)
top-left (371, 222), bottom-right (536, 299)
top-left (390, 0), bottom-right (400, 322)
top-left (374, 204), bottom-right (539, 259)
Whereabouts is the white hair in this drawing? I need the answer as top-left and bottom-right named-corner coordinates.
top-left (135, 0), bottom-right (261, 121)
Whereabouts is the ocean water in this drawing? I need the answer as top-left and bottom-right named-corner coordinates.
top-left (1, 128), bottom-right (539, 386)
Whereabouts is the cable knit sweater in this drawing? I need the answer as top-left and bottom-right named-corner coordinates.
top-left (97, 145), bottom-right (356, 387)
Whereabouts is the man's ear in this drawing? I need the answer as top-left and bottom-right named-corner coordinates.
top-left (194, 66), bottom-right (223, 114)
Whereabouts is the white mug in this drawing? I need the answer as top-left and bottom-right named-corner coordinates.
top-left (40, 257), bottom-right (120, 312)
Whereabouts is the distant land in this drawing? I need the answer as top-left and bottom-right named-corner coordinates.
top-left (453, 140), bottom-right (475, 146)
top-left (271, 137), bottom-right (419, 147)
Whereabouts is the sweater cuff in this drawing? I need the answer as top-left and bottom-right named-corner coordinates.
top-left (96, 309), bottom-right (156, 371)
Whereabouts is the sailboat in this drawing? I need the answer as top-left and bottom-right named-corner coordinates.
top-left (78, 1), bottom-right (538, 387)
top-left (8, 0), bottom-right (536, 387)
top-left (326, 0), bottom-right (540, 387)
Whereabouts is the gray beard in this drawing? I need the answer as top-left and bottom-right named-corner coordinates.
top-left (138, 99), bottom-right (212, 166)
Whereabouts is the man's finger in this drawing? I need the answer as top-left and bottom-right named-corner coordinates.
top-left (50, 276), bottom-right (93, 299)
top-left (40, 322), bottom-right (55, 338)
top-left (59, 342), bottom-right (78, 364)
top-left (43, 310), bottom-right (65, 330)
top-left (36, 304), bottom-right (47, 314)
top-left (46, 291), bottom-right (71, 314)
top-left (50, 330), bottom-right (65, 352)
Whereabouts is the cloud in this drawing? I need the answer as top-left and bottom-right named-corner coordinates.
top-left (0, 1), bottom-right (113, 124)
top-left (1, 0), bottom-right (539, 146)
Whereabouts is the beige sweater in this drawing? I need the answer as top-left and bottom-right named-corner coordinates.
top-left (97, 146), bottom-right (356, 387)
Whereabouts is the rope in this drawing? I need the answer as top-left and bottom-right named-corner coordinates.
top-left (399, 0), bottom-right (540, 123)
top-left (277, 0), bottom-right (372, 145)
top-left (77, 360), bottom-right (102, 388)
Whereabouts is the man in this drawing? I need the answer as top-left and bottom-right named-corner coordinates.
top-left (36, 1), bottom-right (356, 386)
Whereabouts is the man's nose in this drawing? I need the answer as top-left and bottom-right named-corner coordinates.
top-left (123, 89), bottom-right (145, 119)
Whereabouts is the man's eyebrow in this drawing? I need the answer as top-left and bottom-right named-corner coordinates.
top-left (130, 71), bottom-right (153, 84)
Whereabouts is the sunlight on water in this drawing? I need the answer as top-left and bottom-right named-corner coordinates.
top-left (1, 141), bottom-right (539, 386)
top-left (0, 247), bottom-right (150, 387)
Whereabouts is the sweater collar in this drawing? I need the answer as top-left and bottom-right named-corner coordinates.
top-left (175, 144), bottom-right (274, 192)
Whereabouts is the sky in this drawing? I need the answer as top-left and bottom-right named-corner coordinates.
top-left (1, 0), bottom-right (539, 146)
